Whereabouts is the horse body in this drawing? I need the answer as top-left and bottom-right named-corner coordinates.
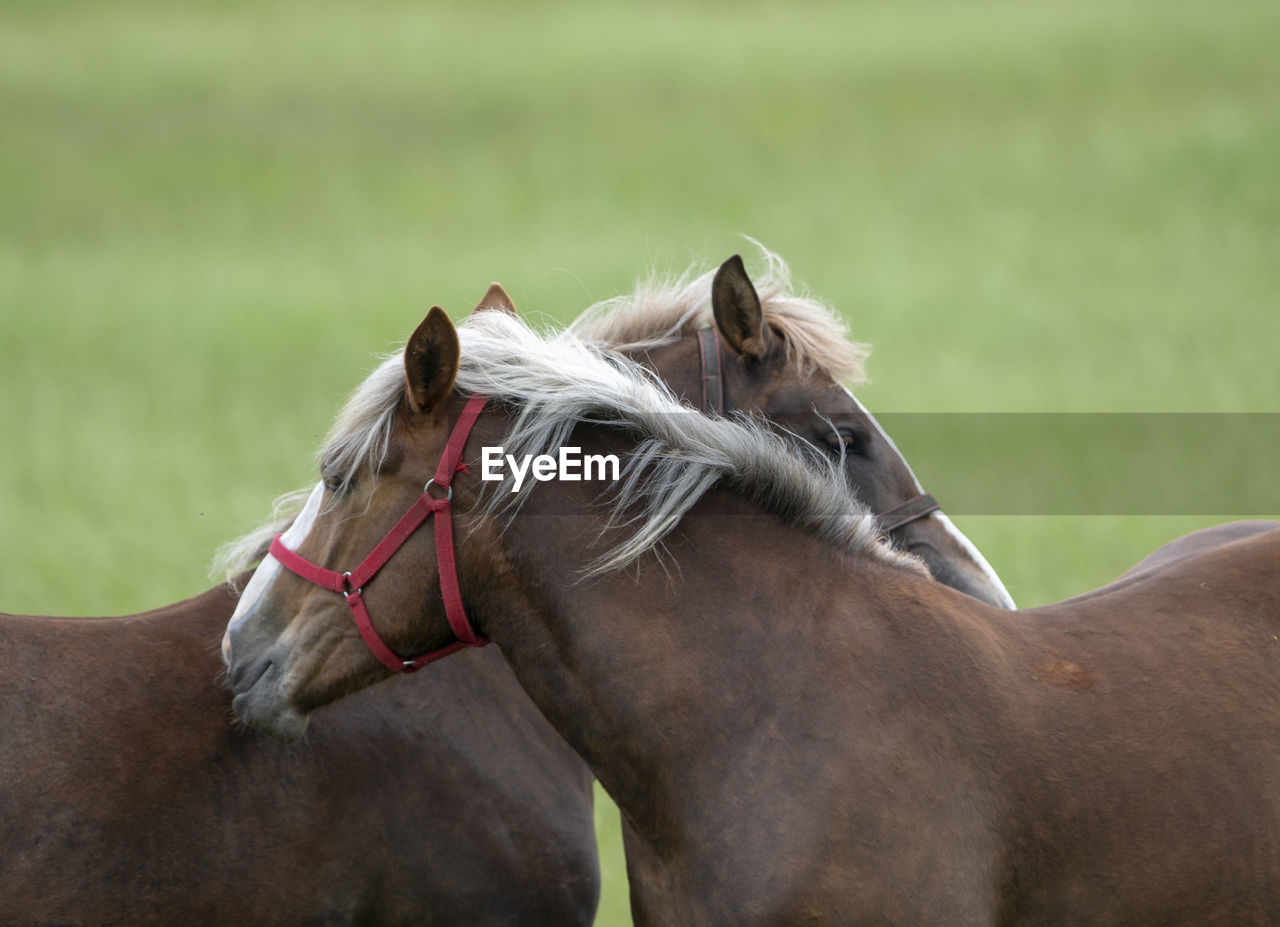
top-left (487, 482), bottom-right (1280, 924)
top-left (223, 307), bottom-right (1280, 924)
top-left (0, 584), bottom-right (599, 926)
top-left (497, 497), bottom-right (1004, 924)
top-left (573, 253), bottom-right (1012, 918)
top-left (1002, 530), bottom-right (1280, 923)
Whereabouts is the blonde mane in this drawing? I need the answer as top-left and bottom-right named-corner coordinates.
top-left (216, 250), bottom-right (907, 582)
top-left (570, 245), bottom-right (869, 384)
top-left (217, 310), bottom-right (920, 583)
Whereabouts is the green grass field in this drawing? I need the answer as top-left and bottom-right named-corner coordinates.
top-left (3, 1), bottom-right (1277, 922)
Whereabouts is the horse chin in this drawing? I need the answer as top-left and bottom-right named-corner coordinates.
top-left (231, 671), bottom-right (311, 744)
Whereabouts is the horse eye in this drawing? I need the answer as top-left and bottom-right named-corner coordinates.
top-left (824, 427), bottom-right (868, 457)
top-left (323, 474), bottom-right (351, 495)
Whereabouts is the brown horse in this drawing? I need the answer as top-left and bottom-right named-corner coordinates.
top-left (2, 259), bottom-right (1006, 923)
top-left (0, 286), bottom-right (600, 924)
top-left (568, 250), bottom-right (1011, 917)
top-left (0, 585), bottom-right (599, 925)
top-left (570, 252), bottom-right (1012, 609)
top-left (226, 307), bottom-right (1280, 925)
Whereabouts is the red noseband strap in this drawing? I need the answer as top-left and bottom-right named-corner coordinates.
top-left (268, 393), bottom-right (490, 674)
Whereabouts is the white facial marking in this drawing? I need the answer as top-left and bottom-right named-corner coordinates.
top-left (224, 482), bottom-right (326, 654)
top-left (929, 510), bottom-right (1017, 609)
top-left (838, 386), bottom-right (1016, 609)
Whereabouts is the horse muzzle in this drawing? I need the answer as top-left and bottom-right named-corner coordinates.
top-left (225, 620), bottom-right (311, 743)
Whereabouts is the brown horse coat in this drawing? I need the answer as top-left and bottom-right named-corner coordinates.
top-left (225, 308), bottom-right (1280, 924)
top-left (0, 584), bottom-right (598, 925)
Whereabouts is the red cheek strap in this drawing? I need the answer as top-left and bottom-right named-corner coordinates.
top-left (268, 394), bottom-right (490, 673)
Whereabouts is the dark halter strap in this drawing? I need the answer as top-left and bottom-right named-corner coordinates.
top-left (268, 394), bottom-right (490, 674)
top-left (696, 325), bottom-right (940, 536)
top-left (696, 326), bottom-right (726, 415)
top-left (872, 492), bottom-right (941, 534)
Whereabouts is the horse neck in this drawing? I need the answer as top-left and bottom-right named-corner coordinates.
top-left (481, 480), bottom-right (977, 852)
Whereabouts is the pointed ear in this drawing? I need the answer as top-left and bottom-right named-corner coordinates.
top-left (404, 307), bottom-right (460, 414)
top-left (472, 282), bottom-right (517, 316)
top-left (711, 254), bottom-right (771, 360)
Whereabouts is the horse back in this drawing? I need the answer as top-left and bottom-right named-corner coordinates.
top-left (987, 528), bottom-right (1280, 923)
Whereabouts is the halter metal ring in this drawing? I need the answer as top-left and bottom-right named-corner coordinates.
top-left (424, 478), bottom-right (453, 501)
top-left (342, 572), bottom-right (362, 598)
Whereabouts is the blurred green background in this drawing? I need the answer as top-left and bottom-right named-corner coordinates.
top-left (2, 1), bottom-right (1276, 922)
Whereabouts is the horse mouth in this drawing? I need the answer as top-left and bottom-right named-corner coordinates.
top-left (230, 659), bottom-right (310, 744)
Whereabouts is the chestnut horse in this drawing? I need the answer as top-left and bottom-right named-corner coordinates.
top-left (0, 585), bottom-right (599, 926)
top-left (570, 252), bottom-right (1011, 609)
top-left (226, 307), bottom-right (1280, 925)
top-left (2, 257), bottom-right (1007, 923)
top-left (0, 286), bottom-right (600, 925)
top-left (568, 250), bottom-right (1011, 917)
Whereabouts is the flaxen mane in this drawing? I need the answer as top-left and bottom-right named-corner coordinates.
top-left (216, 252), bottom-right (906, 581)
top-left (570, 245), bottom-right (870, 384)
top-left (239, 310), bottom-right (920, 578)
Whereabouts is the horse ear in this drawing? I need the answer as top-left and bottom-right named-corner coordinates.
top-left (404, 307), bottom-right (460, 414)
top-left (711, 254), bottom-right (771, 360)
top-left (473, 282), bottom-right (516, 316)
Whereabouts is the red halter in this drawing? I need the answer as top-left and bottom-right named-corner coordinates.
top-left (268, 393), bottom-right (490, 674)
